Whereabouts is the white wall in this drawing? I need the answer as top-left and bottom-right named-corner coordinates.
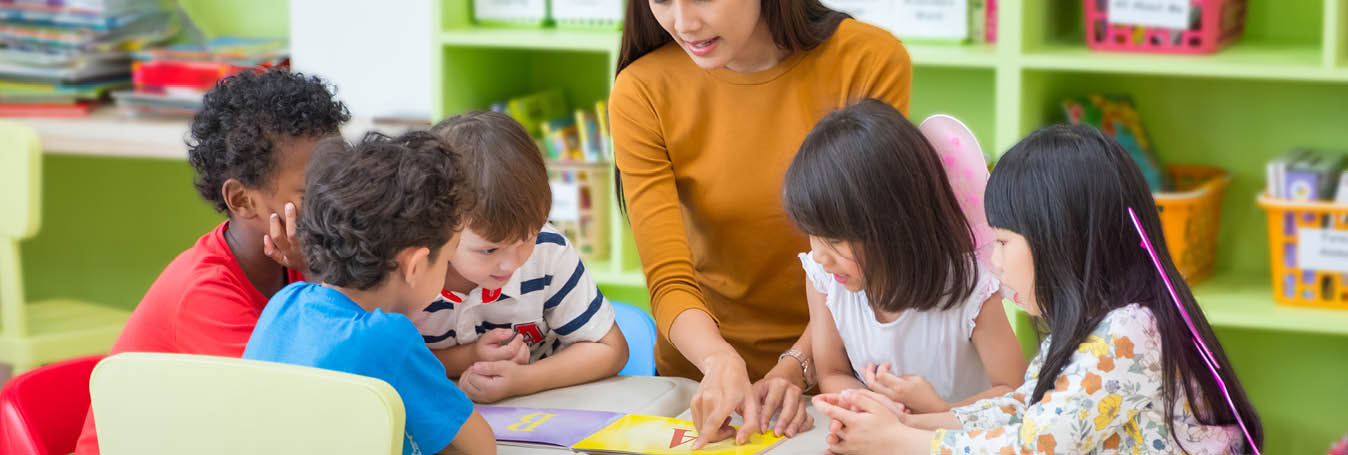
top-left (289, 0), bottom-right (433, 120)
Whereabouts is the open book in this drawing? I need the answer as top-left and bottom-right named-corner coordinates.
top-left (480, 406), bottom-right (784, 454)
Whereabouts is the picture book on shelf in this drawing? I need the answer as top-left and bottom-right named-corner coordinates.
top-left (1266, 148), bottom-right (1311, 199)
top-left (1061, 94), bottom-right (1168, 191)
top-left (1270, 149), bottom-right (1347, 202)
top-left (479, 406), bottom-right (785, 455)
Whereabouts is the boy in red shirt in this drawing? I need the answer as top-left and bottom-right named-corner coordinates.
top-left (74, 69), bottom-right (349, 454)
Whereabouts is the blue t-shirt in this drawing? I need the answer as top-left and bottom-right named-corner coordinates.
top-left (244, 282), bottom-right (473, 455)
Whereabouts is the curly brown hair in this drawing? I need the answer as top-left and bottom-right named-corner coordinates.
top-left (431, 111), bottom-right (550, 243)
top-left (298, 131), bottom-right (476, 290)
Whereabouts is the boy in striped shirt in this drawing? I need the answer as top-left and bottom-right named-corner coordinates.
top-left (420, 111), bottom-right (628, 403)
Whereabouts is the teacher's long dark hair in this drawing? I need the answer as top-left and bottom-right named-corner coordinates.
top-left (612, 0), bottom-right (850, 216)
top-left (985, 124), bottom-right (1262, 453)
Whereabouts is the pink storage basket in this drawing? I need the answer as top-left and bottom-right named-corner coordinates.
top-left (1084, 0), bottom-right (1247, 54)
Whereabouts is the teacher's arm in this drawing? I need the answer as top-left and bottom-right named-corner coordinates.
top-left (609, 72), bottom-right (761, 448)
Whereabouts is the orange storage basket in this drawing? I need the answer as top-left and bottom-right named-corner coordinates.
top-left (1153, 165), bottom-right (1230, 284)
top-left (1257, 196), bottom-right (1348, 310)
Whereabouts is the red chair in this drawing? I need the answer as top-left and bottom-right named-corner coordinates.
top-left (0, 355), bottom-right (104, 455)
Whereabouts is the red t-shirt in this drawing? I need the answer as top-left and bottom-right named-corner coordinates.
top-left (74, 221), bottom-right (302, 454)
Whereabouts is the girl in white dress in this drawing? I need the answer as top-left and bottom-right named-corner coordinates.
top-left (782, 99), bottom-right (1028, 414)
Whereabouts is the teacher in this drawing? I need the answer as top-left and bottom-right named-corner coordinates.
top-left (609, 0), bottom-right (912, 448)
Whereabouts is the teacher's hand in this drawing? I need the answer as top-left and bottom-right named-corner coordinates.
top-left (752, 359), bottom-right (813, 437)
top-left (691, 352), bottom-right (761, 449)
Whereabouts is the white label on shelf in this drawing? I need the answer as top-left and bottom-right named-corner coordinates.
top-left (474, 0), bottom-right (547, 21)
top-left (550, 181), bottom-right (582, 223)
top-left (1107, 0), bottom-right (1191, 29)
top-left (552, 0), bottom-right (624, 21)
top-left (1296, 228), bottom-right (1348, 273)
top-left (892, 0), bottom-right (969, 40)
top-left (820, 0), bottom-right (893, 30)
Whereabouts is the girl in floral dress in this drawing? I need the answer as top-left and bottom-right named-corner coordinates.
top-left (813, 124), bottom-right (1263, 455)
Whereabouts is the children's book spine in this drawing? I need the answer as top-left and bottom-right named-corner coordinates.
top-left (595, 99), bottom-right (611, 161)
top-left (1335, 170), bottom-right (1348, 204)
top-left (1268, 149), bottom-right (1308, 199)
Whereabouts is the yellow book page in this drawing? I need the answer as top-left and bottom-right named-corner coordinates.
top-left (571, 414), bottom-right (784, 455)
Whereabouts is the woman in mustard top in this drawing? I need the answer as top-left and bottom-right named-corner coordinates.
top-left (609, 0), bottom-right (912, 447)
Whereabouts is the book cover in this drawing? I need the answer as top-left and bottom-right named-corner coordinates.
top-left (575, 109), bottom-right (601, 162)
top-left (134, 37), bottom-right (288, 67)
top-left (1285, 151), bottom-right (1348, 201)
top-left (571, 414), bottom-right (785, 455)
top-left (1334, 170), bottom-right (1348, 204)
top-left (594, 99), bottom-right (611, 160)
top-left (0, 101), bottom-right (90, 117)
top-left (1061, 95), bottom-right (1168, 191)
top-left (478, 406), bottom-right (622, 448)
top-left (506, 89), bottom-right (567, 138)
top-left (1267, 148), bottom-right (1311, 199)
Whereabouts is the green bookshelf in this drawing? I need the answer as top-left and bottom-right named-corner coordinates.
top-left (432, 0), bottom-right (1348, 451)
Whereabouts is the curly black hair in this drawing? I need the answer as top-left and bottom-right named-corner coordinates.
top-left (298, 131), bottom-right (476, 290)
top-left (187, 69), bottom-right (350, 214)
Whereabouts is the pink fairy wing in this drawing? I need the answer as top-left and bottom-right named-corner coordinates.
top-left (919, 114), bottom-right (993, 265)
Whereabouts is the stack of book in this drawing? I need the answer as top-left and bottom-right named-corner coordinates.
top-left (0, 0), bottom-right (173, 116)
top-left (113, 36), bottom-right (287, 117)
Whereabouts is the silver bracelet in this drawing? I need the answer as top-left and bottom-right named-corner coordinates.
top-left (778, 349), bottom-right (816, 392)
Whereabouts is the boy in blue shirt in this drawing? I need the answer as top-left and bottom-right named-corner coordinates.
top-left (244, 131), bottom-right (495, 455)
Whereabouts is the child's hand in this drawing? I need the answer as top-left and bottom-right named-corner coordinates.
top-left (843, 389), bottom-right (910, 422)
top-left (813, 390), bottom-right (908, 455)
top-left (458, 360), bottom-right (527, 403)
top-left (474, 328), bottom-right (529, 364)
top-left (263, 202), bottom-right (305, 271)
top-left (862, 363), bottom-right (949, 414)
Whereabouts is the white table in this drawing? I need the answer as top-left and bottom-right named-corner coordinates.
top-left (493, 375), bottom-right (830, 454)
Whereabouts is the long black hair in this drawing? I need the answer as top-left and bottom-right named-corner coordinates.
top-left (985, 124), bottom-right (1262, 453)
top-left (782, 99), bottom-right (976, 312)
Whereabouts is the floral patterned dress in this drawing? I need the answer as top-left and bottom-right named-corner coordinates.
top-left (932, 304), bottom-right (1244, 454)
